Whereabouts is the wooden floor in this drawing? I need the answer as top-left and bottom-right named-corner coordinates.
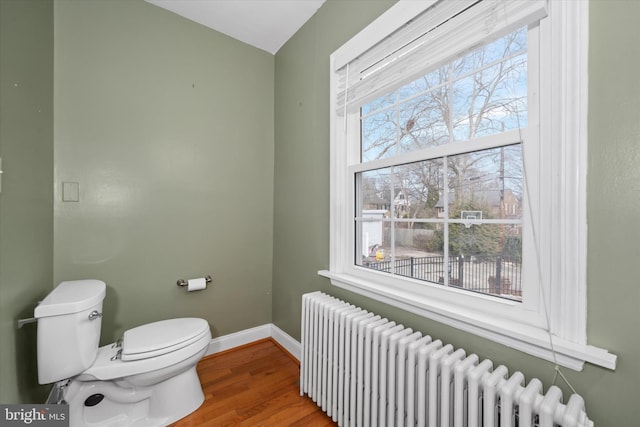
top-left (170, 339), bottom-right (336, 427)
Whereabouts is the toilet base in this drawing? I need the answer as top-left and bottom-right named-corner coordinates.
top-left (63, 366), bottom-right (204, 427)
top-left (148, 365), bottom-right (204, 423)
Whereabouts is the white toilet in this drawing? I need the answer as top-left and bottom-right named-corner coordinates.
top-left (34, 279), bottom-right (212, 427)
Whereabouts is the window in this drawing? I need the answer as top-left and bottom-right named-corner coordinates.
top-left (356, 26), bottom-right (526, 301)
top-left (320, 0), bottom-right (616, 370)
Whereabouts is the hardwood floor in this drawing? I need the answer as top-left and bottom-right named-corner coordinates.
top-left (170, 339), bottom-right (337, 427)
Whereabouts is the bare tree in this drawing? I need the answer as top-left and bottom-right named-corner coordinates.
top-left (361, 28), bottom-right (526, 217)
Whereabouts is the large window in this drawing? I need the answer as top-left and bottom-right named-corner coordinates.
top-left (321, 0), bottom-right (616, 370)
top-left (356, 27), bottom-right (527, 301)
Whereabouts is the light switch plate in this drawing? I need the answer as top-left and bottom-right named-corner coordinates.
top-left (62, 182), bottom-right (79, 202)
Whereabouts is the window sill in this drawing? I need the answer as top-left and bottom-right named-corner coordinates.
top-left (318, 270), bottom-right (616, 371)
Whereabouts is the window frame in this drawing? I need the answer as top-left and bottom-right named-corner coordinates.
top-left (320, 0), bottom-right (616, 371)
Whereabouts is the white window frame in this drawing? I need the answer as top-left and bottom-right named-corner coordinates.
top-left (319, 0), bottom-right (616, 371)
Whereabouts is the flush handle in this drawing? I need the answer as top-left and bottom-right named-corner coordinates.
top-left (88, 310), bottom-right (103, 321)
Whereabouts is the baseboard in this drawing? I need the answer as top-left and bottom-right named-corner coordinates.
top-left (205, 324), bottom-right (271, 356)
top-left (270, 323), bottom-right (301, 361)
top-left (206, 323), bottom-right (301, 361)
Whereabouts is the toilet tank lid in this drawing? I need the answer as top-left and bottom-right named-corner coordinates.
top-left (35, 280), bottom-right (106, 318)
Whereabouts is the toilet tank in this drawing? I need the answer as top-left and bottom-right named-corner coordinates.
top-left (34, 280), bottom-right (106, 384)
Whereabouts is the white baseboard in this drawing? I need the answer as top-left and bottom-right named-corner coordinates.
top-left (270, 323), bottom-right (301, 361)
top-left (205, 323), bottom-right (301, 362)
top-left (205, 324), bottom-right (271, 356)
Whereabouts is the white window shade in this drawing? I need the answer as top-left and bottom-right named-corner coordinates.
top-left (335, 0), bottom-right (547, 115)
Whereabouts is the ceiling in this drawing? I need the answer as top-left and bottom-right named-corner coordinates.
top-left (146, 0), bottom-right (326, 55)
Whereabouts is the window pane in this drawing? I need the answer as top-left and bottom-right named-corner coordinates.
top-left (452, 53), bottom-right (527, 141)
top-left (451, 28), bottom-right (527, 141)
top-left (362, 108), bottom-right (398, 162)
top-left (447, 145), bottom-right (523, 220)
top-left (358, 168), bottom-right (391, 213)
top-left (393, 160), bottom-right (443, 220)
top-left (446, 144), bottom-right (523, 300)
top-left (447, 223), bottom-right (522, 301)
top-left (356, 168), bottom-right (391, 264)
top-left (393, 223), bottom-right (445, 283)
top-left (398, 89), bottom-right (450, 152)
top-left (358, 220), bottom-right (391, 269)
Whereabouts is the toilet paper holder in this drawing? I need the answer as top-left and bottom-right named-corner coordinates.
top-left (176, 275), bottom-right (212, 287)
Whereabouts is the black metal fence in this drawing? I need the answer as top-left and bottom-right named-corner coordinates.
top-left (362, 255), bottom-right (522, 298)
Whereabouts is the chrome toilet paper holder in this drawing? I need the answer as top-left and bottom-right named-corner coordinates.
top-left (176, 275), bottom-right (212, 287)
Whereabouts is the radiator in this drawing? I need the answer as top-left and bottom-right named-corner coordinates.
top-left (300, 291), bottom-right (594, 427)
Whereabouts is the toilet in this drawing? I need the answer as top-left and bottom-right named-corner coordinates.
top-left (34, 279), bottom-right (211, 427)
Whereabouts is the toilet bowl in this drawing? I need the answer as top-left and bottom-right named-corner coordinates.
top-left (34, 280), bottom-right (212, 427)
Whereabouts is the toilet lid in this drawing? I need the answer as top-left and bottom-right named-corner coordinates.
top-left (121, 318), bottom-right (209, 361)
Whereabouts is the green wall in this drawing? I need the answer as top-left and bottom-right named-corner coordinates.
top-left (1, 0), bottom-right (638, 422)
top-left (53, 0), bottom-right (274, 343)
top-left (272, 0), bottom-right (639, 424)
top-left (0, 0), bottom-right (54, 403)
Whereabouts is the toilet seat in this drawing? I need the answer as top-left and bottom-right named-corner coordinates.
top-left (122, 318), bottom-right (209, 361)
top-left (78, 318), bottom-right (211, 381)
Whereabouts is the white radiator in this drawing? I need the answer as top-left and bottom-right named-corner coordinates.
top-left (300, 291), bottom-right (594, 427)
